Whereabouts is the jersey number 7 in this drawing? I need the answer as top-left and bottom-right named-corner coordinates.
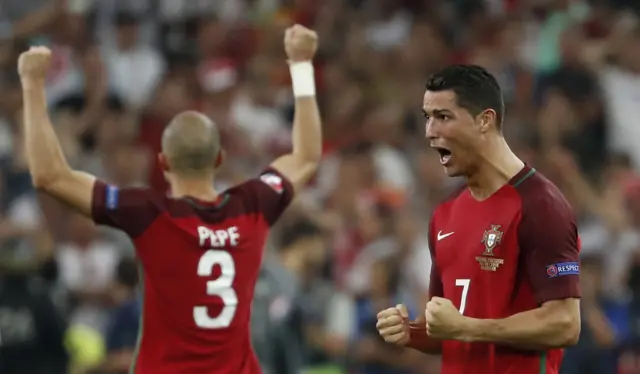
top-left (455, 278), bottom-right (470, 315)
top-left (193, 250), bottom-right (238, 329)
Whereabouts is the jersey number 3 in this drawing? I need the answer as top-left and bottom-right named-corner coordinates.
top-left (194, 250), bottom-right (238, 329)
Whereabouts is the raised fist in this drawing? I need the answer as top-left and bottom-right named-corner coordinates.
top-left (376, 304), bottom-right (410, 346)
top-left (284, 24), bottom-right (318, 62)
top-left (18, 46), bottom-right (52, 81)
top-left (425, 297), bottom-right (465, 340)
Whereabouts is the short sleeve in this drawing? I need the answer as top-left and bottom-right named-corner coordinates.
top-left (91, 180), bottom-right (162, 238)
top-left (519, 186), bottom-right (581, 304)
top-left (238, 168), bottom-right (295, 226)
top-left (427, 218), bottom-right (444, 298)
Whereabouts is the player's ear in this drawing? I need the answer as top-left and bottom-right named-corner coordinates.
top-left (214, 149), bottom-right (225, 169)
top-left (158, 153), bottom-right (170, 172)
top-left (478, 109), bottom-right (496, 133)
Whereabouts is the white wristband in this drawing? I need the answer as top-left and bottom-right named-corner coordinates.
top-left (289, 61), bottom-right (316, 97)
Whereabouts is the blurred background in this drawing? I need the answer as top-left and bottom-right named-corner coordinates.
top-left (0, 0), bottom-right (639, 373)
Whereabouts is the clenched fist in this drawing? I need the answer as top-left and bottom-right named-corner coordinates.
top-left (18, 46), bottom-right (52, 82)
top-left (376, 304), bottom-right (410, 346)
top-left (425, 297), bottom-right (466, 340)
top-left (284, 24), bottom-right (318, 62)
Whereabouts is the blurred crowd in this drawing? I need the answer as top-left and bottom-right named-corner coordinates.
top-left (1, 0), bottom-right (640, 373)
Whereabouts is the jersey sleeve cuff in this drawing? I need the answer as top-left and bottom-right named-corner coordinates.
top-left (262, 167), bottom-right (294, 198)
top-left (407, 323), bottom-right (427, 349)
top-left (535, 279), bottom-right (581, 304)
top-left (91, 179), bottom-right (108, 224)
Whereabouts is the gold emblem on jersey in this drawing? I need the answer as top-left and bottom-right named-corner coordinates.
top-left (476, 256), bottom-right (504, 271)
top-left (477, 225), bottom-right (504, 271)
top-left (481, 224), bottom-right (503, 256)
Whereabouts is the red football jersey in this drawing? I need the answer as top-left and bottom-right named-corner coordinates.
top-left (428, 166), bottom-right (580, 374)
top-left (91, 168), bottom-right (294, 374)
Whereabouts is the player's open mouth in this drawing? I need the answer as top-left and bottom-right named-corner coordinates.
top-left (434, 147), bottom-right (452, 165)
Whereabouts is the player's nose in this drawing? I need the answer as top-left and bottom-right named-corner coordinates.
top-left (425, 119), bottom-right (438, 140)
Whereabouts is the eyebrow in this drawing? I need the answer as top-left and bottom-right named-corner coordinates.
top-left (422, 108), bottom-right (454, 116)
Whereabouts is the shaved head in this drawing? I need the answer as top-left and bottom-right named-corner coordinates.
top-left (161, 111), bottom-right (221, 176)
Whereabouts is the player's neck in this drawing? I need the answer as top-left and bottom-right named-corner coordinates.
top-left (170, 178), bottom-right (218, 202)
top-left (466, 138), bottom-right (524, 201)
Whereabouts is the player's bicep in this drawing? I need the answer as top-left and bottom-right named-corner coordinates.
top-left (540, 298), bottom-right (581, 321)
top-left (539, 298), bottom-right (581, 339)
top-left (39, 170), bottom-right (96, 217)
top-left (92, 181), bottom-right (161, 237)
top-left (520, 194), bottom-right (581, 304)
top-left (270, 153), bottom-right (317, 194)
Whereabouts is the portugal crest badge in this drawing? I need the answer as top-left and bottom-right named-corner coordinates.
top-left (481, 224), bottom-right (503, 256)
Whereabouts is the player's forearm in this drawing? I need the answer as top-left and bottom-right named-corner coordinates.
top-left (407, 324), bottom-right (442, 354)
top-left (462, 304), bottom-right (580, 349)
top-left (22, 79), bottom-right (73, 187)
top-left (271, 62), bottom-right (322, 190)
top-left (291, 86), bottom-right (322, 165)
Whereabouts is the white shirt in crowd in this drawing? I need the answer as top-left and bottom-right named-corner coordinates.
top-left (105, 46), bottom-right (165, 109)
top-left (56, 240), bottom-right (120, 331)
top-left (600, 67), bottom-right (640, 166)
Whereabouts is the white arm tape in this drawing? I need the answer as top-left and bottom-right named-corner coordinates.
top-left (289, 61), bottom-right (316, 98)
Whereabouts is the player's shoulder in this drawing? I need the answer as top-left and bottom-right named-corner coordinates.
top-left (226, 169), bottom-right (289, 202)
top-left (101, 181), bottom-right (165, 203)
top-left (152, 169), bottom-right (292, 229)
top-left (92, 182), bottom-right (168, 237)
top-left (125, 185), bottom-right (171, 216)
top-left (94, 181), bottom-right (168, 216)
top-left (513, 167), bottom-right (572, 214)
top-left (215, 168), bottom-right (294, 226)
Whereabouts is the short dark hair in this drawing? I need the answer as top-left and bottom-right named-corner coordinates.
top-left (279, 220), bottom-right (323, 251)
top-left (425, 65), bottom-right (504, 129)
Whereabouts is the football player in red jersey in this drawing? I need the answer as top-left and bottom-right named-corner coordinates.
top-left (376, 65), bottom-right (581, 374)
top-left (18, 25), bottom-right (321, 374)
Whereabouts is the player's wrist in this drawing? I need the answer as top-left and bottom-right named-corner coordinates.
top-left (288, 61), bottom-right (315, 98)
top-left (457, 317), bottom-right (482, 343)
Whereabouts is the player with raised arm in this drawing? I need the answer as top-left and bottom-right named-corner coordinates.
top-left (375, 65), bottom-right (581, 374)
top-left (19, 25), bottom-right (321, 374)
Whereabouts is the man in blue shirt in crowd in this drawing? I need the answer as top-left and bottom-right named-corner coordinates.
top-left (101, 257), bottom-right (140, 373)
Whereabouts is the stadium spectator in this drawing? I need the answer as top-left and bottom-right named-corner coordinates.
top-left (98, 257), bottom-right (140, 374)
top-left (0, 264), bottom-right (68, 374)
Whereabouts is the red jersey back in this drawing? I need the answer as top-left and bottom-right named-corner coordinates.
top-left (428, 166), bottom-right (581, 374)
top-left (91, 168), bottom-right (294, 374)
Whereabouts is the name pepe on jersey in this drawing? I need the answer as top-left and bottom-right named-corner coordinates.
top-left (198, 226), bottom-right (241, 248)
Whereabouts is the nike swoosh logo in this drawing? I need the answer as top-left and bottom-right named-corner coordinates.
top-left (437, 231), bottom-right (454, 241)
